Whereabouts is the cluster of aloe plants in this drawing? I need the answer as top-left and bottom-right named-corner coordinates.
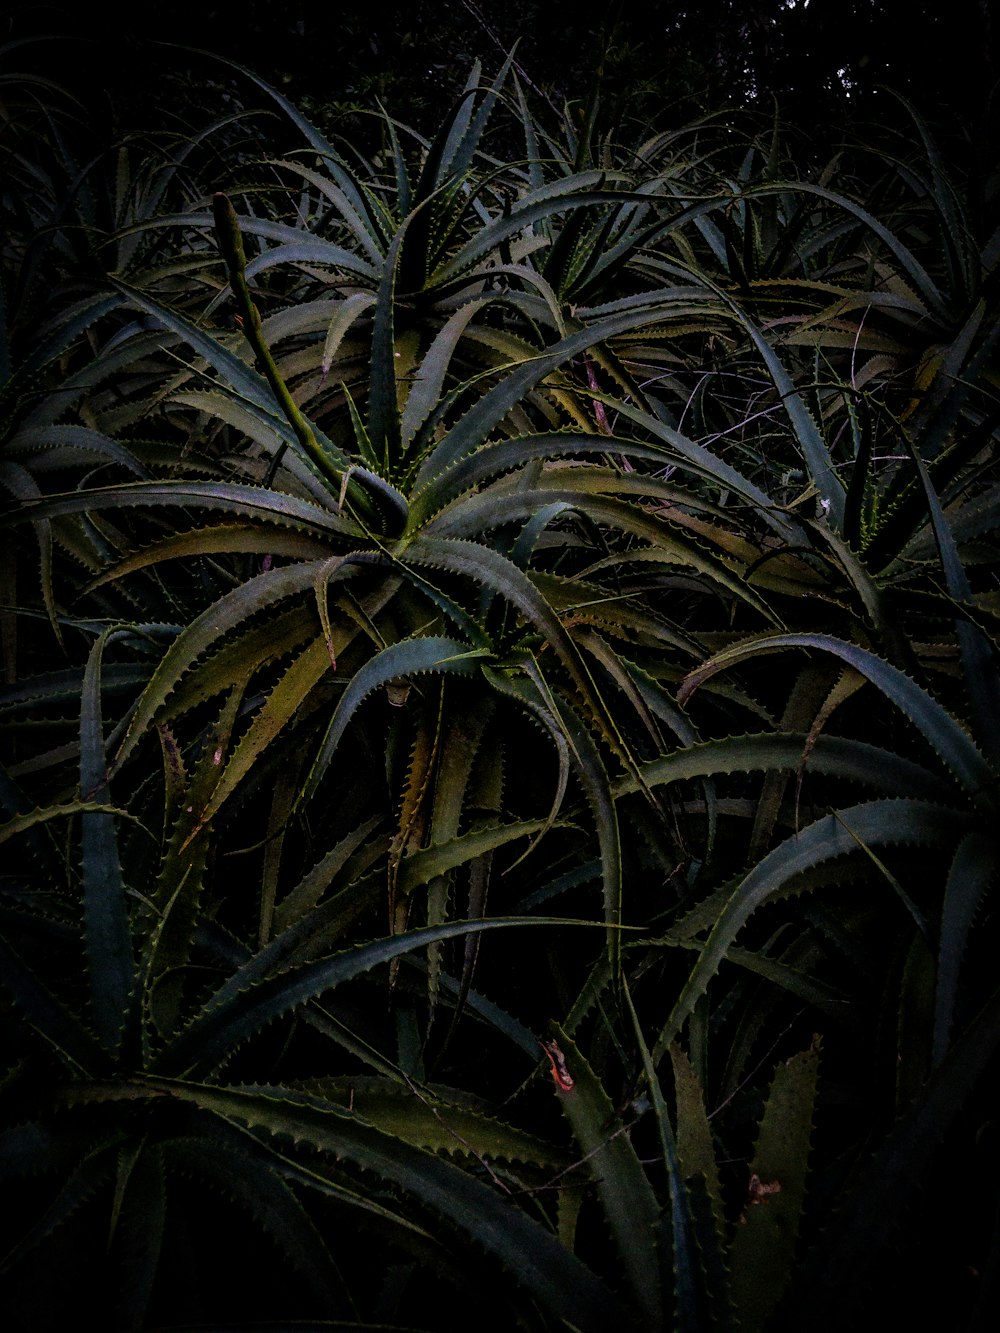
top-left (2, 47), bottom-right (999, 1331)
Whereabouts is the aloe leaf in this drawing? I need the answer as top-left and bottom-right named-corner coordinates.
top-left (87, 525), bottom-right (332, 589)
top-left (0, 763), bottom-right (67, 880)
top-left (414, 302), bottom-right (738, 490)
top-left (407, 961), bottom-right (539, 1059)
top-left (396, 818), bottom-right (559, 898)
top-left (160, 872), bottom-right (380, 1050)
top-left (401, 294), bottom-right (494, 446)
top-left (398, 78), bottom-right (488, 291)
top-left (426, 184), bottom-right (700, 291)
top-left (523, 459), bottom-right (734, 518)
top-left (421, 690), bottom-right (494, 1014)
top-left (542, 197), bottom-right (596, 295)
top-left (186, 636), bottom-right (334, 839)
top-left (485, 640), bottom-right (623, 971)
top-left (177, 51), bottom-right (385, 254)
top-left (653, 799), bottom-right (971, 1060)
top-left (113, 210), bottom-right (379, 275)
top-left (164, 387), bottom-right (330, 501)
top-left (274, 814), bottom-right (384, 935)
top-left (156, 916), bottom-right (595, 1078)
top-left (358, 551), bottom-right (490, 650)
top-left (20, 293), bottom-right (123, 378)
top-left (407, 431), bottom-right (681, 527)
top-left (744, 665), bottom-right (833, 862)
top-left (302, 635), bottom-right (480, 805)
top-left (378, 102), bottom-right (411, 217)
top-left (10, 479), bottom-right (359, 538)
top-left (142, 689), bottom-right (246, 1040)
top-left (479, 666), bottom-right (573, 859)
top-left (7, 424), bottom-right (150, 478)
top-left (865, 407), bottom-right (1000, 575)
top-left (669, 1039), bottom-right (741, 1322)
top-left (512, 73), bottom-right (544, 198)
top-left (706, 290), bottom-right (845, 529)
top-left (192, 1104), bottom-right (435, 1238)
top-left (800, 520), bottom-right (907, 663)
top-left (624, 986), bottom-right (711, 1333)
top-left (510, 501), bottom-right (580, 570)
top-left (668, 1043), bottom-right (727, 1233)
top-left (111, 560), bottom-right (324, 770)
top-left (614, 732), bottom-right (954, 804)
top-left (320, 290), bottom-right (378, 377)
top-left (728, 1041), bottom-right (820, 1331)
top-left (108, 279), bottom-right (305, 419)
top-left (0, 800), bottom-right (130, 843)
top-left (241, 237), bottom-right (379, 282)
top-left (679, 635), bottom-right (996, 808)
top-left (886, 93), bottom-right (977, 303)
top-left (583, 396), bottom-right (799, 544)
top-left (367, 209), bottom-right (410, 472)
top-left (429, 487), bottom-right (776, 623)
top-left (551, 694), bottom-right (624, 980)
top-left (446, 50), bottom-right (515, 183)
top-left (88, 1076), bottom-right (631, 1332)
top-left (148, 604), bottom-right (317, 731)
top-left (933, 830), bottom-right (997, 1066)
top-left (78, 629), bottom-right (135, 1061)
top-left (400, 537), bottom-right (606, 725)
top-left (212, 192), bottom-right (350, 492)
top-left (289, 1077), bottom-right (568, 1168)
top-left (143, 826), bottom-right (210, 1041)
top-left (915, 299), bottom-right (987, 427)
top-left (901, 428), bottom-right (1000, 761)
top-left (742, 180), bottom-right (948, 318)
top-left (492, 262), bottom-right (569, 331)
top-left (544, 1024), bottom-right (662, 1327)
top-left (416, 71), bottom-right (477, 198)
top-left (657, 938), bottom-right (849, 1015)
top-left (109, 280), bottom-right (359, 497)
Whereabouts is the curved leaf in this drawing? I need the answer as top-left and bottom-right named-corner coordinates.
top-left (303, 635), bottom-right (480, 804)
top-left (9, 480), bottom-right (359, 538)
top-left (79, 629), bottom-right (134, 1060)
top-left (112, 560), bottom-right (327, 769)
top-left (87, 1076), bottom-right (631, 1332)
top-left (546, 1023), bottom-right (663, 1328)
top-left (614, 731), bottom-right (956, 804)
top-left (679, 636), bottom-right (996, 807)
top-left (156, 916), bottom-right (598, 1078)
top-left (653, 799), bottom-right (971, 1059)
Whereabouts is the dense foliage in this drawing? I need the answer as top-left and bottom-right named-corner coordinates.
top-left (2, 40), bottom-right (999, 1331)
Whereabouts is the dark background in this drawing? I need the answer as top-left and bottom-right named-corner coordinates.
top-left (5, 1), bottom-right (997, 147)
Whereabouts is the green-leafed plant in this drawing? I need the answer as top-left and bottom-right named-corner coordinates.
top-left (2, 47), bottom-right (999, 1332)
top-left (0, 599), bottom-right (633, 1328)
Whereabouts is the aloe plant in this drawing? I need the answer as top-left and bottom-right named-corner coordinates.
top-left (3, 47), bottom-right (999, 1331)
top-left (1, 626), bottom-right (647, 1325)
top-left (9, 60), bottom-right (791, 986)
